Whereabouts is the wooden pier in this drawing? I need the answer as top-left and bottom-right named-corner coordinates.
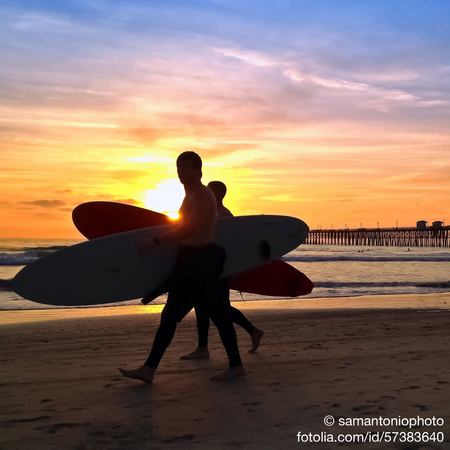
top-left (307, 227), bottom-right (450, 247)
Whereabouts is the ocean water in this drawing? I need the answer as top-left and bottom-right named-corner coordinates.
top-left (1, 238), bottom-right (449, 310)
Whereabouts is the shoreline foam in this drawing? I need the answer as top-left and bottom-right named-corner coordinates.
top-left (1, 292), bottom-right (449, 326)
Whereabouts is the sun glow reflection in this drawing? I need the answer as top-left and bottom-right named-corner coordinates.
top-left (144, 179), bottom-right (184, 218)
top-left (166, 212), bottom-right (180, 220)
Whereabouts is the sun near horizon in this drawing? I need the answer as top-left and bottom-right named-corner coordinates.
top-left (142, 178), bottom-right (184, 223)
top-left (165, 212), bottom-right (180, 221)
top-left (1, 144), bottom-right (449, 239)
top-left (1, 1), bottom-right (449, 238)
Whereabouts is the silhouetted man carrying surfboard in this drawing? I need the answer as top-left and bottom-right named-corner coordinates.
top-left (181, 180), bottom-right (264, 360)
top-left (119, 152), bottom-right (245, 382)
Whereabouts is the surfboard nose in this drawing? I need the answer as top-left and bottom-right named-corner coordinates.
top-left (289, 224), bottom-right (310, 238)
top-left (273, 216), bottom-right (309, 238)
top-left (264, 216), bottom-right (309, 258)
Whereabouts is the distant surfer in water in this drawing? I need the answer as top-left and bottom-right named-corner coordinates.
top-left (181, 180), bottom-right (264, 360)
top-left (119, 152), bottom-right (245, 382)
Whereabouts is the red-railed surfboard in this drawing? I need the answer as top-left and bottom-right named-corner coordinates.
top-left (72, 202), bottom-right (172, 239)
top-left (72, 202), bottom-right (313, 297)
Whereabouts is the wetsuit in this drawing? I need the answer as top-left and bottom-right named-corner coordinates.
top-left (196, 279), bottom-right (255, 347)
top-left (144, 244), bottom-right (242, 369)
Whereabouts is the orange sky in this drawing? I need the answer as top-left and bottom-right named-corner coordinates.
top-left (1, 1), bottom-right (449, 238)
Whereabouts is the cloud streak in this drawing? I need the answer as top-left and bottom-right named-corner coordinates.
top-left (1, 0), bottom-right (450, 236)
top-left (214, 47), bottom-right (447, 109)
top-left (19, 200), bottom-right (66, 208)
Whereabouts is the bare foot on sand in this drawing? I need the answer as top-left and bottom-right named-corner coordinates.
top-left (180, 346), bottom-right (210, 360)
top-left (211, 365), bottom-right (245, 381)
top-left (249, 328), bottom-right (264, 353)
top-left (119, 365), bottom-right (155, 383)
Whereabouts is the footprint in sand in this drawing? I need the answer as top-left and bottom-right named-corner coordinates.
top-left (413, 404), bottom-right (429, 411)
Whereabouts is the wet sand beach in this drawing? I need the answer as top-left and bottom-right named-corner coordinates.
top-left (1, 293), bottom-right (450, 449)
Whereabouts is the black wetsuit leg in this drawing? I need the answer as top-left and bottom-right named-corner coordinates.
top-left (208, 307), bottom-right (242, 367)
top-left (144, 301), bottom-right (178, 369)
top-left (220, 278), bottom-right (255, 335)
top-left (205, 261), bottom-right (242, 368)
top-left (145, 245), bottom-right (242, 369)
top-left (188, 245), bottom-right (242, 367)
top-left (144, 247), bottom-right (199, 369)
top-left (195, 306), bottom-right (210, 348)
top-left (229, 306), bottom-right (255, 335)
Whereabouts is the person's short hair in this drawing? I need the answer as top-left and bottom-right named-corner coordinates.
top-left (208, 181), bottom-right (227, 200)
top-left (176, 151), bottom-right (202, 171)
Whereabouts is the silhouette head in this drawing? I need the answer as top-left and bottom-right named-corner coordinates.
top-left (176, 152), bottom-right (202, 184)
top-left (208, 181), bottom-right (227, 202)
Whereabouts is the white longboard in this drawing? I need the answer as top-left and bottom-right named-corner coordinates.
top-left (13, 215), bottom-right (309, 306)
